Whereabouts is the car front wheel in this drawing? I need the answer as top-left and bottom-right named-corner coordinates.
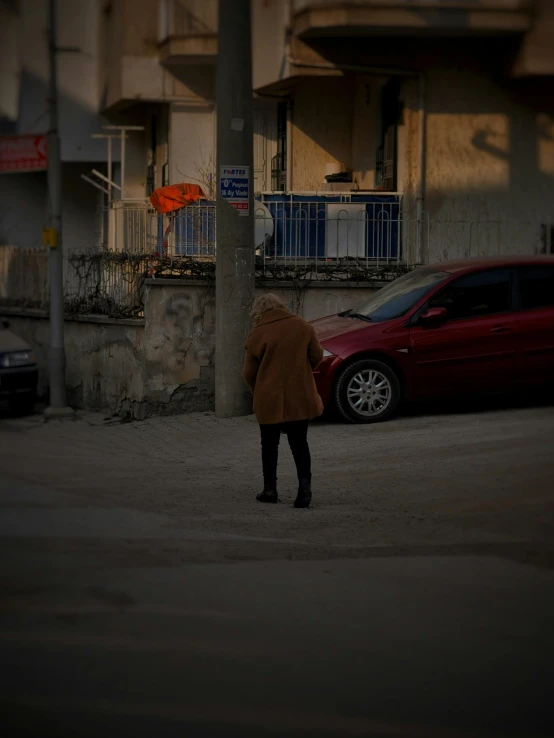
top-left (335, 359), bottom-right (401, 424)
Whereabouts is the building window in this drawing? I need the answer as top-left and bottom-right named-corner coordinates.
top-left (272, 101), bottom-right (287, 191)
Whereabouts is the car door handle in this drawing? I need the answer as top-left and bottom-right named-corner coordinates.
top-left (490, 325), bottom-right (511, 334)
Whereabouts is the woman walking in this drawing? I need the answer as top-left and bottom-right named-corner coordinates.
top-left (243, 294), bottom-right (324, 508)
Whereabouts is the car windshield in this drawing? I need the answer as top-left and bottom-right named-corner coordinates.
top-left (347, 269), bottom-right (448, 323)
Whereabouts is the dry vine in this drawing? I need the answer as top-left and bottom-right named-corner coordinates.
top-left (60, 250), bottom-right (413, 318)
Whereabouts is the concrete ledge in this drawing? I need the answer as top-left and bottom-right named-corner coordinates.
top-left (145, 278), bottom-right (384, 289)
top-left (0, 307), bottom-right (145, 327)
top-left (145, 279), bottom-right (211, 287)
top-left (256, 280), bottom-right (386, 289)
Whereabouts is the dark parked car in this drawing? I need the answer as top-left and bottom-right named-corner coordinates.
top-left (312, 256), bottom-right (554, 423)
top-left (0, 320), bottom-right (38, 415)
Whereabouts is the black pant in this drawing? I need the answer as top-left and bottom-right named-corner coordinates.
top-left (260, 421), bottom-right (311, 486)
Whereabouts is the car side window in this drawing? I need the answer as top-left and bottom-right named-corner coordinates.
top-left (518, 266), bottom-right (554, 310)
top-left (429, 268), bottom-right (512, 321)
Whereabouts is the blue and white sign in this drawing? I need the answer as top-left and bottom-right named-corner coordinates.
top-left (219, 165), bottom-right (250, 216)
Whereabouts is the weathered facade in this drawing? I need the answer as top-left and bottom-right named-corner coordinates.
top-left (86, 0), bottom-right (554, 262)
top-left (2, 0), bottom-right (554, 416)
top-left (2, 280), bottom-right (377, 417)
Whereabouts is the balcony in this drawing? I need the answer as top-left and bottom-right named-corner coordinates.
top-left (158, 0), bottom-right (218, 67)
top-left (292, 1), bottom-right (534, 38)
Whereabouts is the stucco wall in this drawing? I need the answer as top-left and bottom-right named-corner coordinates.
top-left (252, 0), bottom-right (290, 92)
top-left (18, 0), bottom-right (109, 162)
top-left (291, 78), bottom-right (355, 190)
top-left (169, 104), bottom-right (215, 188)
top-left (0, 165), bottom-right (104, 251)
top-left (1, 281), bottom-right (378, 418)
top-left (139, 280), bottom-right (378, 415)
top-left (143, 281), bottom-right (216, 414)
top-left (419, 67), bottom-right (554, 262)
top-left (351, 76), bottom-right (384, 191)
top-left (514, 0), bottom-right (554, 77)
top-left (0, 312), bottom-right (145, 417)
top-left (0, 3), bottom-right (19, 123)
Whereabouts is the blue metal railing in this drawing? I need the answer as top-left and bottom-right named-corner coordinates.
top-left (155, 194), bottom-right (402, 262)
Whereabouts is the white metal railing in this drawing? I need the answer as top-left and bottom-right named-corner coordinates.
top-left (2, 214), bottom-right (552, 317)
top-left (99, 201), bottom-right (554, 271)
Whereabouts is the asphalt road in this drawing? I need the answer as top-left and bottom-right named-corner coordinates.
top-left (1, 400), bottom-right (554, 737)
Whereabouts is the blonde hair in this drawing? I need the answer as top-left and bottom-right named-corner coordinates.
top-left (250, 293), bottom-right (288, 325)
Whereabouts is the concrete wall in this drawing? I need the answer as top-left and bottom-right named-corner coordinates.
top-left (0, 2), bottom-right (20, 123)
top-left (0, 172), bottom-right (47, 248)
top-left (351, 76), bottom-right (383, 190)
top-left (291, 77), bottom-right (355, 190)
top-left (290, 75), bottom-right (385, 192)
top-left (0, 164), bottom-right (103, 251)
top-left (143, 281), bottom-right (216, 414)
top-left (101, 0), bottom-right (218, 110)
top-left (17, 0), bottom-right (108, 162)
top-left (169, 103), bottom-right (215, 189)
top-left (514, 0), bottom-right (554, 77)
top-left (0, 312), bottom-right (145, 416)
top-left (252, 0), bottom-right (290, 92)
top-left (140, 280), bottom-right (378, 415)
top-left (1, 280), bottom-right (378, 418)
top-left (418, 67), bottom-right (554, 261)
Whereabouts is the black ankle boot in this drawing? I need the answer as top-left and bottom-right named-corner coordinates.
top-left (256, 483), bottom-right (278, 503)
top-left (294, 476), bottom-right (312, 509)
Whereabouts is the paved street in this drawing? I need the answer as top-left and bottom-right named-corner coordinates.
top-left (1, 400), bottom-right (554, 737)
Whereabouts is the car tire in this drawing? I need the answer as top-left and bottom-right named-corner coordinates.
top-left (334, 359), bottom-right (401, 424)
top-left (9, 391), bottom-right (36, 417)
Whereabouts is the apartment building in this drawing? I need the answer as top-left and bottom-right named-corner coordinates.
top-left (0, 0), bottom-right (112, 251)
top-left (2, 0), bottom-right (554, 262)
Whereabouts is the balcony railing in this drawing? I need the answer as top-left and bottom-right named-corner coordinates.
top-left (99, 196), bottom-right (553, 270)
top-left (2, 209), bottom-right (552, 318)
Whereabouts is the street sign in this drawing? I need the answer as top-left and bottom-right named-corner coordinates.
top-left (219, 166), bottom-right (250, 216)
top-left (0, 135), bottom-right (47, 174)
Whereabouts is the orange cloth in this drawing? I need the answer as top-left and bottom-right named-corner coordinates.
top-left (149, 183), bottom-right (205, 214)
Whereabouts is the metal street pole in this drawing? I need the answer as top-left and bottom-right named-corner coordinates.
top-left (45, 0), bottom-right (72, 417)
top-left (215, 0), bottom-right (255, 418)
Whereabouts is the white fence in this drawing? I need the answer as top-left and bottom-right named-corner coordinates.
top-left (1, 213), bottom-right (552, 317)
top-left (101, 202), bottom-right (554, 270)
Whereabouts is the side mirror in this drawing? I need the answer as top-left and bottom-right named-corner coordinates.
top-left (1, 319), bottom-right (9, 329)
top-left (419, 307), bottom-right (447, 326)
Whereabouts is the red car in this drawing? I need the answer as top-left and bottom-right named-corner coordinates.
top-left (312, 256), bottom-right (554, 423)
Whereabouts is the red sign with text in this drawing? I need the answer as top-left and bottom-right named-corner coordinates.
top-left (0, 135), bottom-right (48, 174)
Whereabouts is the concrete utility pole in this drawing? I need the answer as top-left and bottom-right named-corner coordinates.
top-left (45, 0), bottom-right (72, 417)
top-left (215, 0), bottom-right (255, 418)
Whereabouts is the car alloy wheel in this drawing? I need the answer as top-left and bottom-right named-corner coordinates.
top-left (335, 359), bottom-right (401, 424)
top-left (346, 369), bottom-right (392, 417)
